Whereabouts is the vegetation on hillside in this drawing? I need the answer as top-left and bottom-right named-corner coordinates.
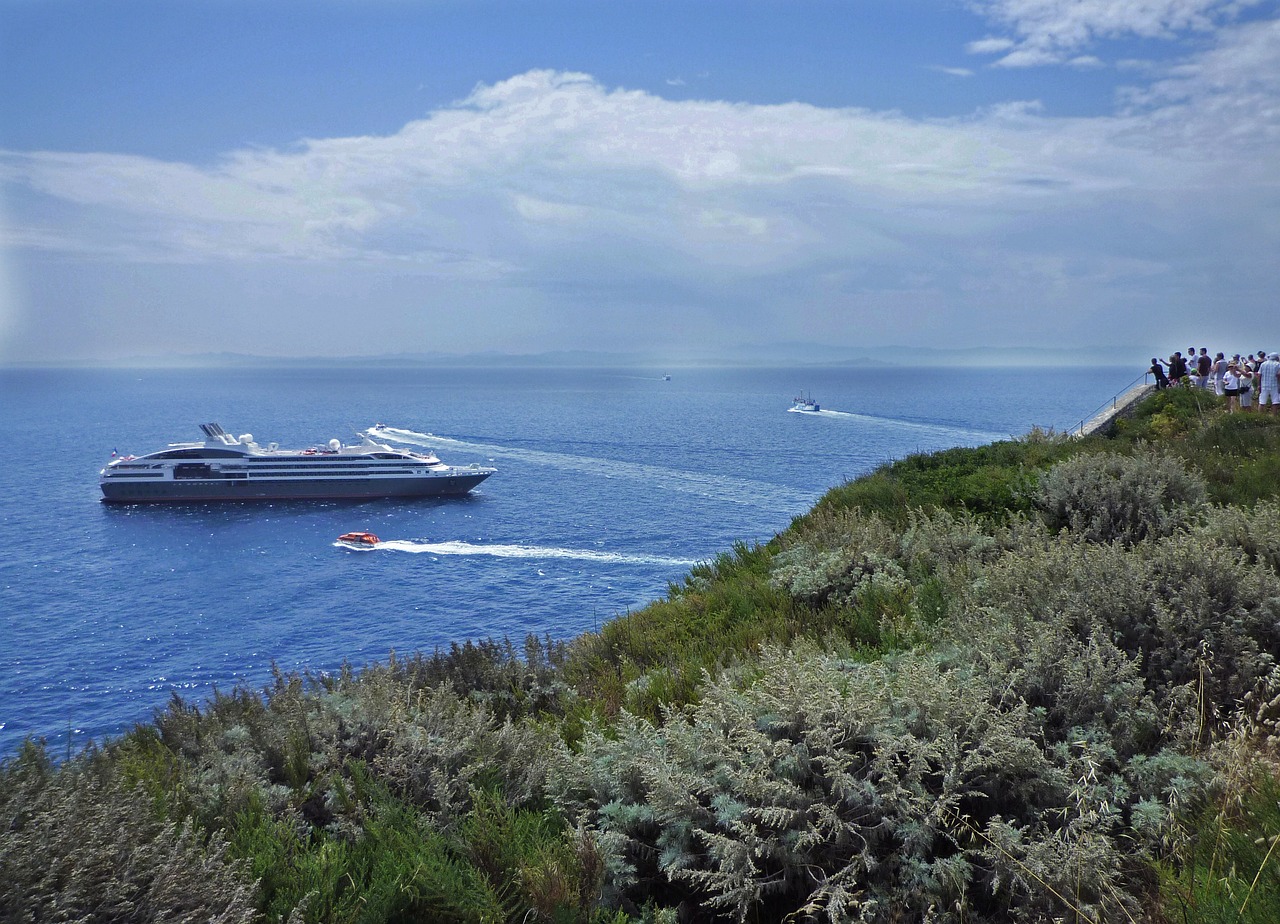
top-left (5, 386), bottom-right (1280, 923)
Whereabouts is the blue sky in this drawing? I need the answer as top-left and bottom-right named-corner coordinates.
top-left (2, 0), bottom-right (1278, 363)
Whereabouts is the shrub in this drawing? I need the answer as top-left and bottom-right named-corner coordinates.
top-left (1115, 386), bottom-right (1215, 442)
top-left (562, 542), bottom-right (794, 722)
top-left (551, 646), bottom-right (1157, 923)
top-left (1198, 500), bottom-right (1280, 573)
top-left (1139, 533), bottom-right (1280, 729)
top-left (815, 439), bottom-right (1071, 524)
top-left (0, 741), bottom-right (258, 923)
top-left (382, 636), bottom-right (577, 721)
top-left (149, 664), bottom-right (557, 834)
top-left (1032, 448), bottom-right (1208, 545)
top-left (948, 528), bottom-right (1280, 746)
top-left (228, 770), bottom-right (607, 924)
top-left (1157, 766), bottom-right (1280, 923)
top-left (769, 508), bottom-right (901, 609)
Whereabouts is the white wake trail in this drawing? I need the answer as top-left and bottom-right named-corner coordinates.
top-left (795, 410), bottom-right (1005, 442)
top-left (369, 426), bottom-right (817, 513)
top-left (372, 539), bottom-right (701, 566)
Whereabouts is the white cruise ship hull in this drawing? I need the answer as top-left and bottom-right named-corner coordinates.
top-left (100, 469), bottom-right (492, 503)
top-left (100, 423), bottom-right (495, 504)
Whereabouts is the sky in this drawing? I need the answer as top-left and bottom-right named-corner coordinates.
top-left (1, 0), bottom-right (1278, 365)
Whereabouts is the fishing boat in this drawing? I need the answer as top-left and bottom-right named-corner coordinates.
top-left (789, 393), bottom-right (821, 413)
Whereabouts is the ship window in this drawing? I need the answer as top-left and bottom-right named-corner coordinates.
top-left (152, 448), bottom-right (244, 459)
top-left (173, 463), bottom-right (214, 479)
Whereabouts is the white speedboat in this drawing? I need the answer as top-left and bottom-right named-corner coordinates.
top-left (100, 423), bottom-right (495, 503)
top-left (789, 393), bottom-right (821, 413)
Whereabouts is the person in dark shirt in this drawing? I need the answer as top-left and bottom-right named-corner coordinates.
top-left (1168, 352), bottom-right (1188, 382)
top-left (1196, 348), bottom-right (1212, 387)
top-left (1150, 358), bottom-right (1169, 389)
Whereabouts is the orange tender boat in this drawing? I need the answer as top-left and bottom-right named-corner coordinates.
top-left (337, 531), bottom-right (380, 546)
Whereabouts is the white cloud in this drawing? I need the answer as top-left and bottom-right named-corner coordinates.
top-left (1117, 16), bottom-right (1280, 154)
top-left (968, 0), bottom-right (1266, 66)
top-left (966, 36), bottom-right (1016, 54)
top-left (2, 57), bottom-right (1268, 260)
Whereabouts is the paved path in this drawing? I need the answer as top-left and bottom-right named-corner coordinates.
top-left (1074, 380), bottom-right (1155, 437)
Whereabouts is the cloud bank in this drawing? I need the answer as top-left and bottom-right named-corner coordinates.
top-left (2, 13), bottom-right (1278, 361)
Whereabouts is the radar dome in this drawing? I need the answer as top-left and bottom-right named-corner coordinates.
top-left (239, 434), bottom-right (254, 444)
top-left (329, 439), bottom-right (341, 451)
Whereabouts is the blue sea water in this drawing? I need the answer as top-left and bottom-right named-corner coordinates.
top-left (0, 363), bottom-right (1136, 757)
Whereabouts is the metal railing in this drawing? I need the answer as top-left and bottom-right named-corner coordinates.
top-left (1069, 372), bottom-right (1153, 437)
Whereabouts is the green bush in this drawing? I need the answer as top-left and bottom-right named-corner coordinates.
top-left (1158, 767), bottom-right (1280, 923)
top-left (227, 772), bottom-right (606, 924)
top-left (1116, 385), bottom-right (1217, 442)
top-left (562, 542), bottom-right (795, 722)
top-left (814, 435), bottom-right (1075, 522)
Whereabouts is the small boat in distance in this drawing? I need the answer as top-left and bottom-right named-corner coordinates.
top-left (789, 393), bottom-right (821, 413)
top-left (337, 531), bottom-right (380, 547)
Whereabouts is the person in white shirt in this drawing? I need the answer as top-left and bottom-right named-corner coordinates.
top-left (1223, 363), bottom-right (1241, 412)
top-left (1258, 353), bottom-right (1280, 413)
top-left (1213, 353), bottom-right (1228, 395)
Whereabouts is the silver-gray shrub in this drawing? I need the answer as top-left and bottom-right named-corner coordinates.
top-left (550, 645), bottom-right (1145, 923)
top-left (897, 508), bottom-right (1039, 576)
top-left (1137, 531), bottom-right (1280, 724)
top-left (770, 507), bottom-right (1045, 625)
top-left (352, 677), bottom-right (554, 824)
top-left (0, 743), bottom-right (257, 924)
top-left (158, 666), bottom-right (556, 834)
top-left (770, 508), bottom-right (902, 608)
top-left (1196, 499), bottom-right (1280, 573)
top-left (951, 530), bottom-right (1280, 743)
top-left (1032, 448), bottom-right (1208, 545)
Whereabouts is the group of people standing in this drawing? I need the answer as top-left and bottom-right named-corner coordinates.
top-left (1150, 348), bottom-right (1280, 413)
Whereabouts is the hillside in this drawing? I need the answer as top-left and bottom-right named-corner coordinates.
top-left (4, 385), bottom-right (1280, 924)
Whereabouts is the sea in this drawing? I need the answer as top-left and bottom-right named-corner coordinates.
top-left (0, 363), bottom-right (1140, 758)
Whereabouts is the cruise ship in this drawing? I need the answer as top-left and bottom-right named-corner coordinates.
top-left (100, 423), bottom-right (495, 503)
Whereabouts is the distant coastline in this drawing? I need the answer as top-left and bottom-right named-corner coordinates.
top-left (2, 343), bottom-right (1147, 371)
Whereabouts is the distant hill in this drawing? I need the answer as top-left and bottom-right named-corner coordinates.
top-left (17, 342), bottom-right (1148, 369)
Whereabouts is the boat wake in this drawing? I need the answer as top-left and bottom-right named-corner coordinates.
top-left (789, 409), bottom-right (1004, 442)
top-left (360, 539), bottom-right (700, 567)
top-left (368, 426), bottom-right (817, 513)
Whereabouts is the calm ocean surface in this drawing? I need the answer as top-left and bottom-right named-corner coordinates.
top-left (0, 363), bottom-right (1136, 756)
